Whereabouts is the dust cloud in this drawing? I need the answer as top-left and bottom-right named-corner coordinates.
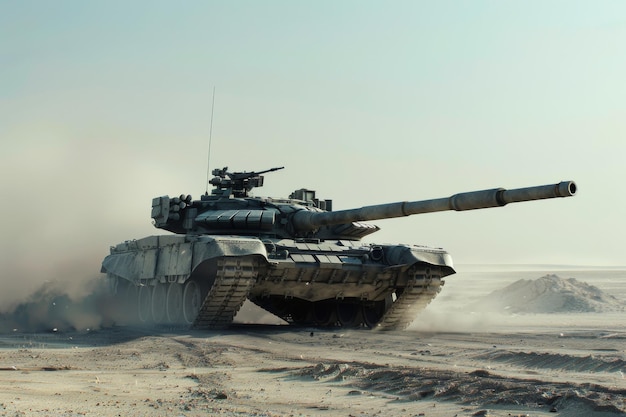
top-left (0, 275), bottom-right (113, 332)
top-left (0, 236), bottom-right (118, 332)
top-left (0, 132), bottom-right (170, 331)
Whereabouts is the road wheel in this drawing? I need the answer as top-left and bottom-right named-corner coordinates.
top-left (138, 286), bottom-right (153, 323)
top-left (182, 280), bottom-right (203, 325)
top-left (313, 301), bottom-right (336, 326)
top-left (362, 296), bottom-right (392, 328)
top-left (151, 283), bottom-right (168, 324)
top-left (166, 283), bottom-right (183, 324)
top-left (288, 299), bottom-right (312, 325)
top-left (336, 301), bottom-right (362, 327)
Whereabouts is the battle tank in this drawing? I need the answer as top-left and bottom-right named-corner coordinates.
top-left (101, 167), bottom-right (576, 330)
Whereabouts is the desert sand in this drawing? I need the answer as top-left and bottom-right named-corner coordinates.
top-left (1, 266), bottom-right (625, 417)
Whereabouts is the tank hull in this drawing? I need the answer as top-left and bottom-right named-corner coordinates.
top-left (101, 235), bottom-right (455, 329)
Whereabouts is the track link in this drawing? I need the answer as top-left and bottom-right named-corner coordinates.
top-left (375, 266), bottom-right (444, 330)
top-left (193, 257), bottom-right (259, 329)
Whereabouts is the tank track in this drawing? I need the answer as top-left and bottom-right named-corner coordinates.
top-left (375, 265), bottom-right (444, 330)
top-left (192, 257), bottom-right (259, 329)
top-left (248, 263), bottom-right (445, 330)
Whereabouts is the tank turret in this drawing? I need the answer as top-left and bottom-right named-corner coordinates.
top-left (150, 167), bottom-right (576, 241)
top-left (102, 165), bottom-right (577, 330)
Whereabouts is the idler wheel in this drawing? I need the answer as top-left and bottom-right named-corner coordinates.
top-left (336, 301), bottom-right (362, 327)
top-left (138, 285), bottom-right (153, 323)
top-left (165, 283), bottom-right (183, 324)
top-left (182, 280), bottom-right (203, 325)
top-left (151, 283), bottom-right (168, 324)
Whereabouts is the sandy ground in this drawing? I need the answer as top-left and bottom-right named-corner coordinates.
top-left (1, 267), bottom-right (625, 417)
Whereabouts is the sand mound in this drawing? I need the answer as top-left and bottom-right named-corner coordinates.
top-left (472, 274), bottom-right (625, 314)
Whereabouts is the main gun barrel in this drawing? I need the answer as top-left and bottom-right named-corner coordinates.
top-left (292, 181), bottom-right (576, 231)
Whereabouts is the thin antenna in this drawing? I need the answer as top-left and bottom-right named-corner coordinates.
top-left (205, 86), bottom-right (216, 194)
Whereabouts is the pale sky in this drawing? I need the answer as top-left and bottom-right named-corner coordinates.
top-left (1, 0), bottom-right (625, 303)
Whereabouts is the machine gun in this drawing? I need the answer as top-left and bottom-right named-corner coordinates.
top-left (209, 166), bottom-right (285, 197)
